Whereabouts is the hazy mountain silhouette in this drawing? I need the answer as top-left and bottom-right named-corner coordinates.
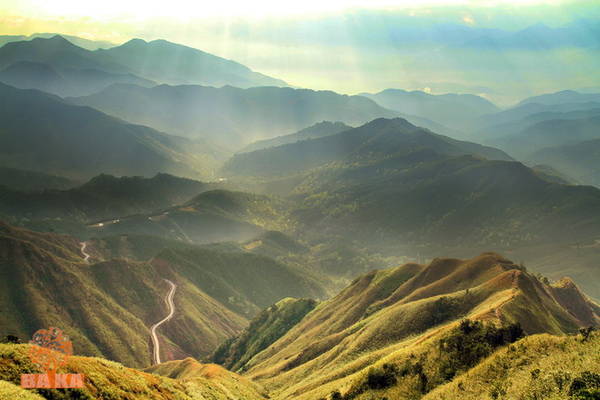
top-left (70, 84), bottom-right (398, 148)
top-left (0, 83), bottom-right (221, 180)
top-left (223, 118), bottom-right (512, 177)
top-left (0, 32), bottom-right (115, 50)
top-left (517, 90), bottom-right (600, 106)
top-left (531, 138), bottom-right (600, 187)
top-left (0, 35), bottom-right (287, 96)
top-left (239, 121), bottom-right (352, 153)
top-left (97, 38), bottom-right (287, 88)
top-left (478, 105), bottom-right (600, 140)
top-left (0, 60), bottom-right (154, 97)
top-left (361, 89), bottom-right (498, 132)
top-left (491, 115), bottom-right (600, 159)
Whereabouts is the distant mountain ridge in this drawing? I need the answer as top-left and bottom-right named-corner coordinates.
top-left (97, 38), bottom-right (287, 88)
top-left (223, 117), bottom-right (513, 177)
top-left (0, 83), bottom-right (221, 180)
top-left (239, 121), bottom-right (352, 153)
top-left (491, 115), bottom-right (600, 159)
top-left (70, 84), bottom-right (398, 148)
top-left (0, 35), bottom-right (286, 96)
top-left (0, 32), bottom-right (116, 50)
top-left (531, 138), bottom-right (600, 187)
top-left (361, 88), bottom-right (499, 133)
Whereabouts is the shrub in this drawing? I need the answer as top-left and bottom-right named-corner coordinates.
top-left (2, 335), bottom-right (21, 344)
top-left (569, 371), bottom-right (600, 399)
top-left (579, 327), bottom-right (596, 343)
top-left (438, 319), bottom-right (524, 380)
top-left (365, 364), bottom-right (398, 390)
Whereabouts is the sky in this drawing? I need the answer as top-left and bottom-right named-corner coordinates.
top-left (1, 0), bottom-right (600, 104)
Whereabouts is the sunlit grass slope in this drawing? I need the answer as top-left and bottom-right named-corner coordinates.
top-left (423, 332), bottom-right (600, 400)
top-left (238, 253), bottom-right (598, 400)
top-left (0, 343), bottom-right (267, 400)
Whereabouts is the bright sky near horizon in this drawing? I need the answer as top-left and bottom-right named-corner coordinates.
top-left (0, 0), bottom-right (570, 18)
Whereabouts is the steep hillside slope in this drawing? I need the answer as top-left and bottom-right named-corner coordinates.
top-left (0, 223), bottom-right (325, 367)
top-left (0, 343), bottom-right (267, 400)
top-left (0, 83), bottom-right (221, 180)
top-left (69, 84), bottom-right (398, 148)
top-left (223, 118), bottom-right (512, 178)
top-left (212, 297), bottom-right (318, 372)
top-left (237, 254), bottom-right (598, 400)
top-left (422, 332), bottom-right (599, 400)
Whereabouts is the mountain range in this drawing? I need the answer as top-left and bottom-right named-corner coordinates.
top-left (0, 35), bottom-right (285, 97)
top-left (212, 253), bottom-right (599, 400)
top-left (361, 89), bottom-right (499, 133)
top-left (0, 32), bottom-right (116, 50)
top-left (0, 83), bottom-right (222, 180)
top-left (69, 83), bottom-right (398, 148)
top-left (239, 121), bottom-right (353, 153)
top-left (223, 118), bottom-right (512, 178)
top-left (1, 28), bottom-right (600, 400)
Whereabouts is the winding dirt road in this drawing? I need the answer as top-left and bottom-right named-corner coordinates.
top-left (80, 242), bottom-right (91, 263)
top-left (150, 279), bottom-right (177, 365)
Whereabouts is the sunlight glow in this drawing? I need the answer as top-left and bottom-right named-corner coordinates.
top-left (2, 0), bottom-right (566, 19)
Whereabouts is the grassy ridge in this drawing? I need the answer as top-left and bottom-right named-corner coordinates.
top-left (236, 253), bottom-right (598, 400)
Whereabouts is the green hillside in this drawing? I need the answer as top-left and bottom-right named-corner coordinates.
top-left (212, 297), bottom-right (318, 372)
top-left (0, 222), bottom-right (326, 367)
top-left (291, 153), bottom-right (600, 251)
